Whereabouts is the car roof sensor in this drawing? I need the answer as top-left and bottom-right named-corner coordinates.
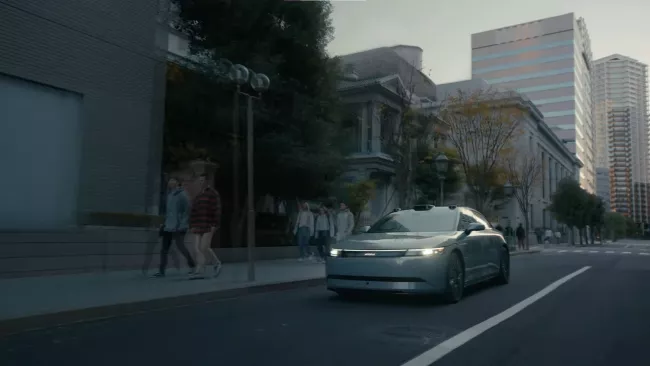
top-left (412, 204), bottom-right (434, 211)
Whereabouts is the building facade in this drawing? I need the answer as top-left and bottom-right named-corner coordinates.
top-left (426, 78), bottom-right (582, 233)
top-left (593, 54), bottom-right (650, 223)
top-left (0, 0), bottom-right (167, 230)
top-left (471, 13), bottom-right (595, 194)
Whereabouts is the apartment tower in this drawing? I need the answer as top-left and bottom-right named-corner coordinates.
top-left (471, 13), bottom-right (595, 193)
top-left (593, 55), bottom-right (649, 223)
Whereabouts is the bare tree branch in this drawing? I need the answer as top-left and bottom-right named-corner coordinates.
top-left (505, 153), bottom-right (543, 247)
top-left (436, 88), bottom-right (524, 212)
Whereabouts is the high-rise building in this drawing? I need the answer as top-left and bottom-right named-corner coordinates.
top-left (471, 13), bottom-right (595, 193)
top-left (593, 54), bottom-right (649, 223)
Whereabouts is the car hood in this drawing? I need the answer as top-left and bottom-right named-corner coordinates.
top-left (337, 232), bottom-right (458, 250)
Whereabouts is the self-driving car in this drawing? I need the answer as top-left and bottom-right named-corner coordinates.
top-left (326, 205), bottom-right (510, 303)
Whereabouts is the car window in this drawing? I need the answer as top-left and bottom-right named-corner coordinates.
top-left (367, 210), bottom-right (457, 233)
top-left (457, 210), bottom-right (477, 231)
top-left (469, 209), bottom-right (492, 228)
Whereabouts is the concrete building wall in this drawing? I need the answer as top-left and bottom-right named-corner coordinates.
top-left (471, 13), bottom-right (596, 194)
top-left (0, 0), bottom-right (166, 229)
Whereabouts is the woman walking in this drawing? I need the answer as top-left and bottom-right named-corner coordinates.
top-left (293, 201), bottom-right (315, 261)
top-left (189, 174), bottom-right (222, 279)
top-left (314, 206), bottom-right (334, 262)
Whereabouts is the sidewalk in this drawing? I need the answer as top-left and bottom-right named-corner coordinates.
top-left (0, 259), bottom-right (324, 335)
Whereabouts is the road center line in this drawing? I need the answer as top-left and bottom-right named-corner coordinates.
top-left (400, 266), bottom-right (591, 366)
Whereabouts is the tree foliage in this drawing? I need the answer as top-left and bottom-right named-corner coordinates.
top-left (170, 0), bottom-right (345, 198)
top-left (437, 88), bottom-right (524, 212)
top-left (345, 180), bottom-right (376, 229)
top-left (604, 212), bottom-right (626, 241)
top-left (414, 147), bottom-right (463, 205)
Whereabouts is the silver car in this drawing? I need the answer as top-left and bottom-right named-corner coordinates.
top-left (326, 205), bottom-right (510, 303)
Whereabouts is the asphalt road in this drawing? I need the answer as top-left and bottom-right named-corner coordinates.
top-left (2, 250), bottom-right (650, 366)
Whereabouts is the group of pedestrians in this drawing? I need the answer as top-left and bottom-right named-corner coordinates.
top-left (150, 174), bottom-right (222, 280)
top-left (293, 201), bottom-right (355, 262)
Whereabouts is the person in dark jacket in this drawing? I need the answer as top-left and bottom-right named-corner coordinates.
top-left (189, 174), bottom-right (222, 279)
top-left (153, 177), bottom-right (196, 277)
top-left (516, 223), bottom-right (526, 251)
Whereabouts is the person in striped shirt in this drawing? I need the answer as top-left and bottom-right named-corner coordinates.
top-left (189, 174), bottom-right (222, 279)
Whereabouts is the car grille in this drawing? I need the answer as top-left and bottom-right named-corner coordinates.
top-left (341, 250), bottom-right (406, 258)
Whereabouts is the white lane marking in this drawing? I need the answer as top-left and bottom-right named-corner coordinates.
top-left (400, 266), bottom-right (591, 366)
top-left (558, 250), bottom-right (568, 253)
top-left (573, 250), bottom-right (584, 253)
top-left (622, 252), bottom-right (632, 255)
top-left (605, 251), bottom-right (615, 254)
top-left (640, 253), bottom-right (650, 256)
top-left (588, 250), bottom-right (598, 253)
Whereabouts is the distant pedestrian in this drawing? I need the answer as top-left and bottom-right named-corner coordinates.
top-left (535, 227), bottom-right (543, 244)
top-left (314, 206), bottom-right (335, 262)
top-left (335, 202), bottom-right (355, 243)
top-left (189, 174), bottom-right (222, 279)
top-left (516, 223), bottom-right (526, 251)
top-left (153, 177), bottom-right (196, 277)
top-left (294, 201), bottom-right (315, 261)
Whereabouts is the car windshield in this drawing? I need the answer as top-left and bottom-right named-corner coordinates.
top-left (367, 210), bottom-right (457, 233)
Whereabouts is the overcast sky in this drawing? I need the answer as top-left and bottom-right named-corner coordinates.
top-left (327, 0), bottom-right (650, 84)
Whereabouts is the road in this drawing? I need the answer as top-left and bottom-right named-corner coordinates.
top-left (2, 245), bottom-right (650, 366)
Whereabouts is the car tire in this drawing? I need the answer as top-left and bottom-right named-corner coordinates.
top-left (443, 251), bottom-right (465, 304)
top-left (495, 247), bottom-right (510, 285)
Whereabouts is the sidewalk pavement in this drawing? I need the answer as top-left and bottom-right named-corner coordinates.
top-left (1, 247), bottom-right (541, 336)
top-left (0, 259), bottom-right (325, 336)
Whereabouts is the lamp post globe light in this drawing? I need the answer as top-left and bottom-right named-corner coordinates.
top-left (503, 181), bottom-right (514, 197)
top-left (434, 153), bottom-right (449, 206)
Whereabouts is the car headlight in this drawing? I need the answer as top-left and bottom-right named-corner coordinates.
top-left (405, 247), bottom-right (444, 256)
top-left (329, 248), bottom-right (341, 257)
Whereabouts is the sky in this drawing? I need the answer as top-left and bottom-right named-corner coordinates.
top-left (327, 0), bottom-right (650, 84)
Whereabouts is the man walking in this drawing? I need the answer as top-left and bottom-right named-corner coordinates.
top-left (335, 202), bottom-right (355, 243)
top-left (153, 177), bottom-right (196, 277)
top-left (516, 223), bottom-right (526, 251)
top-left (189, 174), bottom-right (222, 279)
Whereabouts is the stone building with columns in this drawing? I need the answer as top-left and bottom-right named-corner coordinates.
top-left (424, 78), bottom-right (583, 233)
top-left (336, 45), bottom-right (438, 223)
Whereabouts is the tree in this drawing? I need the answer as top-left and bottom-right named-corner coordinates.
top-left (604, 212), bottom-right (626, 241)
top-left (585, 193), bottom-right (605, 245)
top-left (414, 147), bottom-right (463, 205)
top-left (437, 88), bottom-right (524, 212)
top-left (549, 178), bottom-right (589, 245)
top-left (505, 154), bottom-right (543, 249)
top-left (172, 0), bottom-right (345, 199)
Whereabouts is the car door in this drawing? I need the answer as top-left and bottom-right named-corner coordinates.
top-left (469, 209), bottom-right (499, 277)
top-left (456, 209), bottom-right (482, 284)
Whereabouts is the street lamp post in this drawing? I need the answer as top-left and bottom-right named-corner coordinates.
top-left (229, 64), bottom-right (249, 249)
top-left (240, 71), bottom-right (270, 282)
top-left (435, 153), bottom-right (449, 206)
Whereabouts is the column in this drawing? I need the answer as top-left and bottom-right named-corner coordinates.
top-left (359, 103), bottom-right (367, 153)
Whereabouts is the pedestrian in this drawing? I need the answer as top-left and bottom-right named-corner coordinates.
top-left (189, 174), bottom-right (222, 279)
top-left (314, 206), bottom-right (334, 262)
top-left (293, 201), bottom-right (315, 261)
top-left (544, 227), bottom-right (553, 245)
top-left (152, 177), bottom-right (196, 278)
top-left (335, 202), bottom-right (355, 243)
top-left (534, 227), bottom-right (543, 244)
top-left (516, 223), bottom-right (526, 251)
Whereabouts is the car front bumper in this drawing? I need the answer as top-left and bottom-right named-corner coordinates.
top-left (326, 253), bottom-right (449, 294)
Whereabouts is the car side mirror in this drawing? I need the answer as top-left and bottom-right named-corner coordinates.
top-left (464, 223), bottom-right (486, 235)
top-left (360, 226), bottom-right (371, 233)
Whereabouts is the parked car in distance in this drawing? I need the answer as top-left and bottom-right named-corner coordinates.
top-left (326, 205), bottom-right (509, 303)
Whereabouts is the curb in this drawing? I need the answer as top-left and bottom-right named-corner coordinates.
top-left (510, 249), bottom-right (542, 256)
top-left (0, 277), bottom-right (325, 338)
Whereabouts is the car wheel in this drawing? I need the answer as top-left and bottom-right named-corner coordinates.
top-left (443, 251), bottom-right (465, 303)
top-left (495, 247), bottom-right (510, 285)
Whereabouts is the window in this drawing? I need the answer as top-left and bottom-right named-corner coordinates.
top-left (457, 211), bottom-right (477, 231)
top-left (469, 209), bottom-right (492, 228)
top-left (368, 210), bottom-right (458, 233)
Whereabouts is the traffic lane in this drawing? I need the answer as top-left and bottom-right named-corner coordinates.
top-left (1, 255), bottom-right (585, 366)
top-left (424, 254), bottom-right (650, 366)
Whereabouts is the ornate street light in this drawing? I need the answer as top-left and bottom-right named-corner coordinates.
top-left (434, 153), bottom-right (450, 205)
